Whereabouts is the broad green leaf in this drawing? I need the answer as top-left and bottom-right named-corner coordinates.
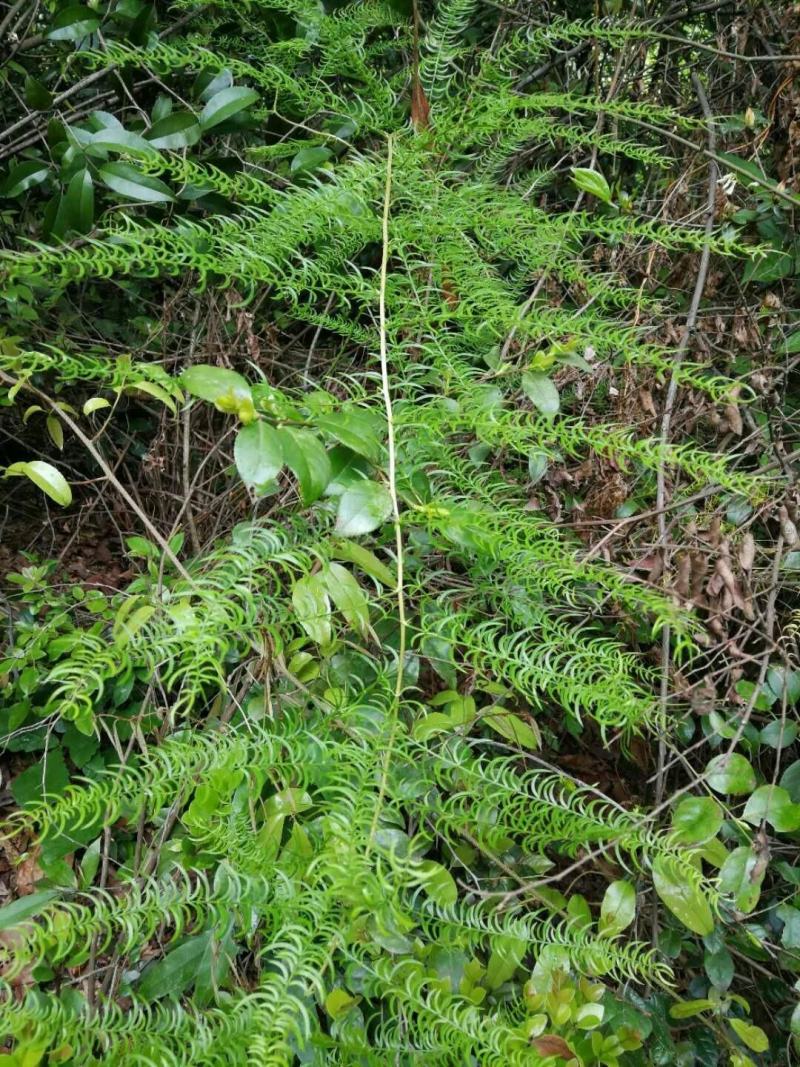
top-left (719, 846), bottom-right (765, 914)
top-left (47, 5), bottom-right (100, 40)
top-left (281, 427), bottom-right (331, 504)
top-left (46, 415), bottom-right (64, 451)
top-left (759, 719), bottom-right (798, 749)
top-left (669, 999), bottom-right (714, 1019)
top-left (418, 860), bottom-right (458, 907)
top-left (704, 943), bottom-right (734, 990)
top-left (575, 1003), bottom-right (605, 1029)
top-left (292, 573), bottom-right (331, 646)
top-left (234, 421), bottom-right (284, 492)
top-left (2, 160), bottom-right (50, 197)
top-left (776, 903), bottom-right (800, 948)
top-left (11, 748), bottom-right (69, 808)
top-left (332, 539), bottom-right (395, 586)
top-left (335, 480), bottom-right (392, 537)
top-left (315, 410), bottom-right (384, 463)
top-left (5, 461), bottom-right (72, 506)
top-left (412, 711), bottom-right (458, 741)
top-left (146, 112), bottom-right (202, 149)
top-left (522, 372), bottom-right (559, 417)
top-left (485, 934), bottom-right (526, 990)
top-left (671, 796), bottom-right (723, 844)
top-left (599, 880), bottom-right (636, 936)
top-left (86, 126), bottom-right (156, 158)
top-left (200, 86), bottom-right (259, 130)
top-left (291, 146), bottom-right (333, 174)
top-left (705, 753), bottom-right (757, 795)
top-left (323, 446), bottom-right (372, 496)
top-left (780, 760), bottom-right (800, 802)
top-left (138, 932), bottom-right (213, 1000)
top-left (728, 1019), bottom-right (769, 1054)
top-left (181, 365), bottom-right (255, 422)
top-left (528, 449), bottom-right (549, 483)
top-left (571, 166), bottom-right (612, 203)
top-left (99, 162), bottom-right (174, 203)
top-left (742, 784), bottom-right (800, 832)
top-left (0, 890), bottom-right (58, 932)
top-left (481, 708), bottom-right (540, 750)
top-left (64, 167), bottom-right (94, 234)
top-left (24, 76), bottom-right (53, 110)
top-left (765, 665), bottom-right (800, 705)
top-left (83, 397), bottom-right (110, 415)
top-left (125, 381), bottom-right (179, 414)
top-left (325, 987), bottom-right (359, 1018)
top-left (652, 855), bottom-right (713, 935)
top-left (322, 563), bottom-right (369, 635)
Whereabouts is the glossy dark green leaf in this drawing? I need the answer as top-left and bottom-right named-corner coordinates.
top-left (145, 112), bottom-right (202, 150)
top-left (281, 427), bottom-right (331, 505)
top-left (11, 748), bottom-right (69, 807)
top-left (46, 5), bottom-right (100, 40)
top-left (200, 86), bottom-right (259, 130)
top-left (290, 146), bottom-right (333, 175)
top-left (99, 162), bottom-right (174, 203)
top-left (138, 932), bottom-right (213, 1000)
top-left (2, 160), bottom-right (50, 198)
top-left (315, 410), bottom-right (383, 463)
top-left (670, 796), bottom-right (723, 844)
top-left (64, 168), bottom-right (94, 234)
top-left (24, 76), bottom-right (53, 110)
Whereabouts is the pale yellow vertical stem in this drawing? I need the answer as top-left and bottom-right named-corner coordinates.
top-left (368, 134), bottom-right (405, 850)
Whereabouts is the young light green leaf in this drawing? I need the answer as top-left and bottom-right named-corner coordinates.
top-left (705, 753), bottom-right (756, 795)
top-left (728, 1019), bottom-right (769, 1054)
top-left (571, 166), bottom-right (613, 203)
top-left (234, 421), bottom-right (284, 492)
top-left (652, 855), bottom-right (713, 935)
top-left (200, 86), bottom-right (259, 130)
top-left (181, 365), bottom-right (255, 422)
top-left (481, 708), bottom-right (540, 750)
top-left (669, 999), bottom-right (715, 1019)
top-left (599, 880), bottom-right (636, 936)
top-left (45, 414), bottom-right (64, 451)
top-left (83, 397), bottom-right (111, 415)
top-left (5, 461), bottom-right (72, 506)
top-left (418, 860), bottom-right (458, 907)
top-left (335, 480), bottom-right (392, 537)
top-left (291, 573), bottom-right (332, 647)
top-left (522, 372), bottom-right (559, 417)
top-left (332, 539), bottom-right (395, 586)
top-left (322, 562), bottom-right (369, 635)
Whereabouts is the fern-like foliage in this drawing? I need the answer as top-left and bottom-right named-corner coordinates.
top-left (0, 2), bottom-right (767, 1064)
